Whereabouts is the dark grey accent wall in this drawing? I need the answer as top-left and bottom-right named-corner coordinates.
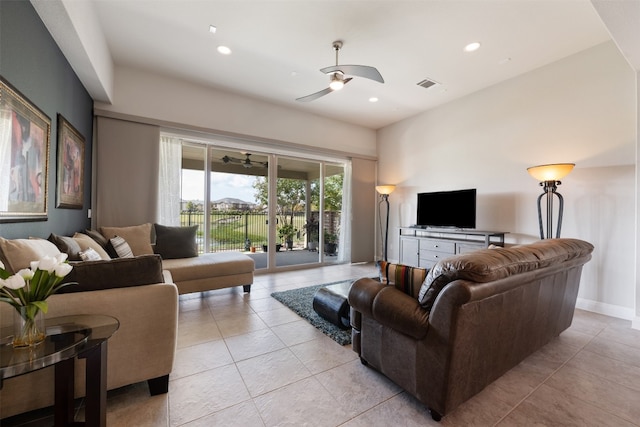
top-left (0, 1), bottom-right (93, 239)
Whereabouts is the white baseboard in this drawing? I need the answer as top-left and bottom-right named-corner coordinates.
top-left (576, 298), bottom-right (636, 325)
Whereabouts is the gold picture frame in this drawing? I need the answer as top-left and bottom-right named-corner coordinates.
top-left (56, 114), bottom-right (85, 209)
top-left (0, 76), bottom-right (51, 222)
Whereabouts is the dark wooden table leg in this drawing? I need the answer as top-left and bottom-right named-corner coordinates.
top-left (54, 357), bottom-right (75, 427)
top-left (79, 341), bottom-right (108, 427)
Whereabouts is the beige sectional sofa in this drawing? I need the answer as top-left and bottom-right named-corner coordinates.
top-left (0, 238), bottom-right (178, 420)
top-left (0, 222), bottom-right (255, 420)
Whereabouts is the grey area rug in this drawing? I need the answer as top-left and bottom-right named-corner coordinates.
top-left (271, 281), bottom-right (353, 346)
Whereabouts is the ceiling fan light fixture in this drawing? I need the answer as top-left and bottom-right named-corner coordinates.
top-left (329, 73), bottom-right (345, 91)
top-left (296, 41), bottom-right (383, 102)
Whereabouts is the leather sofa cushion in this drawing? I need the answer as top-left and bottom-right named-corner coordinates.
top-left (418, 238), bottom-right (594, 311)
top-left (377, 260), bottom-right (428, 299)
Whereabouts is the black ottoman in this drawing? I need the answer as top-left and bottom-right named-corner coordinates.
top-left (312, 281), bottom-right (352, 329)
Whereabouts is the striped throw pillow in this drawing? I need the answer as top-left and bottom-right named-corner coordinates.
top-left (110, 236), bottom-right (134, 258)
top-left (377, 261), bottom-right (429, 299)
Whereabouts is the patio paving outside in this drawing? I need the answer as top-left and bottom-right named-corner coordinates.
top-left (246, 247), bottom-right (339, 269)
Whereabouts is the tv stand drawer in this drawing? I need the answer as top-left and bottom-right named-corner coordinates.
top-left (419, 249), bottom-right (450, 266)
top-left (421, 240), bottom-right (455, 254)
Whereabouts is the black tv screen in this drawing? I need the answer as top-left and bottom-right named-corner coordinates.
top-left (416, 189), bottom-right (476, 229)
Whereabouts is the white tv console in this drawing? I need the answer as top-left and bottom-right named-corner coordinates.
top-left (399, 227), bottom-right (508, 269)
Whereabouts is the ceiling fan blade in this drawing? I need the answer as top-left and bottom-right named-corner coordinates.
top-left (296, 87), bottom-right (332, 102)
top-left (296, 78), bottom-right (352, 102)
top-left (321, 65), bottom-right (384, 83)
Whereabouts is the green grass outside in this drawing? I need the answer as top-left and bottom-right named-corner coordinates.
top-left (180, 212), bottom-right (308, 248)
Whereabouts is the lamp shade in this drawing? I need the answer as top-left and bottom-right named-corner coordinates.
top-left (375, 185), bottom-right (396, 195)
top-left (527, 163), bottom-right (575, 182)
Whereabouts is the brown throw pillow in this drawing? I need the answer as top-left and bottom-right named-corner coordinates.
top-left (84, 229), bottom-right (110, 249)
top-left (72, 233), bottom-right (112, 260)
top-left (61, 255), bottom-right (164, 293)
top-left (101, 223), bottom-right (153, 256)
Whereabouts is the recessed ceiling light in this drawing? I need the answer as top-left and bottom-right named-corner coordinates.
top-left (209, 25), bottom-right (217, 34)
top-left (463, 42), bottom-right (481, 52)
top-left (369, 97), bottom-right (379, 103)
top-left (217, 45), bottom-right (232, 55)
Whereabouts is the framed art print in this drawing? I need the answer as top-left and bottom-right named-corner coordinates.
top-left (0, 76), bottom-right (51, 222)
top-left (56, 114), bottom-right (85, 209)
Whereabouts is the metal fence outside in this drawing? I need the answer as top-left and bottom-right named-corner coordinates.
top-left (180, 211), bottom-right (340, 253)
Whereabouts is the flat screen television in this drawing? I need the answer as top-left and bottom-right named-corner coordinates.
top-left (416, 189), bottom-right (476, 229)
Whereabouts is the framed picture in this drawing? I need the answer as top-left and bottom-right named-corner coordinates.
top-left (56, 114), bottom-right (85, 209)
top-left (0, 76), bottom-right (51, 222)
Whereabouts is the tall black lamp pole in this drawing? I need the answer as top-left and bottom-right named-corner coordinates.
top-left (376, 185), bottom-right (396, 261)
top-left (527, 163), bottom-right (574, 239)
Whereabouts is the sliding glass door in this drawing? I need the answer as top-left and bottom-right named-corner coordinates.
top-left (174, 137), bottom-right (349, 271)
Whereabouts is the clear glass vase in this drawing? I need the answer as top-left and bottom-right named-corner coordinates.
top-left (13, 306), bottom-right (46, 348)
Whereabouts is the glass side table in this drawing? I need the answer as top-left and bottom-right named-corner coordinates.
top-left (0, 314), bottom-right (119, 427)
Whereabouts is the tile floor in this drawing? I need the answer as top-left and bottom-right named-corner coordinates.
top-left (4, 262), bottom-right (640, 426)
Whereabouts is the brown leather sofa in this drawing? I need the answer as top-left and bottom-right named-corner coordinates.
top-left (349, 238), bottom-right (594, 421)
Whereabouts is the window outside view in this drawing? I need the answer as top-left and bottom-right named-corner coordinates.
top-left (179, 145), bottom-right (346, 269)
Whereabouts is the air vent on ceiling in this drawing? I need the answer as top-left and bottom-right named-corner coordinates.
top-left (417, 78), bottom-right (439, 89)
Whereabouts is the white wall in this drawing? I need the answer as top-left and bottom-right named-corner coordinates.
top-left (377, 41), bottom-right (636, 320)
top-left (94, 66), bottom-right (376, 158)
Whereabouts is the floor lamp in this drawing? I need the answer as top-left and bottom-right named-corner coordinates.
top-left (527, 163), bottom-right (574, 239)
top-left (376, 185), bottom-right (396, 261)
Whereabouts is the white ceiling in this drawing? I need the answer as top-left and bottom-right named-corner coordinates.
top-left (37, 0), bottom-right (613, 130)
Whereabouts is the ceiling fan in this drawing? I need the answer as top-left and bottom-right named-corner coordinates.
top-left (221, 153), bottom-right (268, 169)
top-left (296, 40), bottom-right (384, 102)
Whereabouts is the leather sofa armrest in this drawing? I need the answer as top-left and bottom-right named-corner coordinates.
top-left (348, 277), bottom-right (386, 317)
top-left (372, 287), bottom-right (430, 340)
top-left (349, 277), bottom-right (430, 340)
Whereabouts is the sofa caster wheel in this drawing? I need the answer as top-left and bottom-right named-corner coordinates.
top-left (429, 409), bottom-right (442, 422)
top-left (360, 357), bottom-right (368, 366)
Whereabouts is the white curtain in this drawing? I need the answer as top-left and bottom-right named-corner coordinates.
top-left (158, 135), bottom-right (182, 226)
top-left (337, 160), bottom-right (352, 263)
